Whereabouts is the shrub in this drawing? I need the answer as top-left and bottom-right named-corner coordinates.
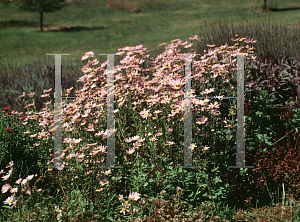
top-left (222, 96), bottom-right (300, 210)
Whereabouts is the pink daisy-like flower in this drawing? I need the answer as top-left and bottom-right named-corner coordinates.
top-left (189, 143), bottom-right (197, 151)
top-left (43, 88), bottom-right (52, 93)
top-left (120, 206), bottom-right (130, 215)
top-left (139, 108), bottom-right (152, 120)
top-left (2, 174), bottom-right (11, 181)
top-left (21, 179), bottom-right (28, 185)
top-left (10, 187), bottom-right (18, 193)
top-left (196, 116), bottom-right (208, 125)
top-left (41, 93), bottom-right (50, 98)
top-left (6, 161), bottom-right (14, 168)
top-left (15, 178), bottom-right (22, 184)
top-left (19, 92), bottom-right (25, 97)
top-left (4, 195), bottom-right (15, 206)
top-left (128, 192), bottom-right (141, 201)
top-left (165, 141), bottom-right (175, 146)
top-left (139, 199), bottom-right (146, 207)
top-left (26, 174), bottom-right (34, 181)
top-left (1, 183), bottom-right (12, 193)
top-left (126, 148), bottom-right (135, 155)
top-left (189, 35), bottom-right (198, 41)
top-left (202, 145), bottom-right (210, 151)
top-left (81, 51), bottom-right (94, 60)
top-left (118, 194), bottom-right (124, 201)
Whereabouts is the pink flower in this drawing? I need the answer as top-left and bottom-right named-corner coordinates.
top-left (81, 51), bottom-right (94, 60)
top-left (43, 88), bottom-right (52, 93)
top-left (3, 195), bottom-right (15, 206)
top-left (1, 183), bottom-right (12, 193)
top-left (3, 107), bottom-right (9, 111)
top-left (202, 145), bottom-right (210, 151)
top-left (126, 148), bottom-right (135, 155)
top-left (139, 108), bottom-right (152, 120)
top-left (128, 192), bottom-right (141, 201)
top-left (196, 116), bottom-right (208, 125)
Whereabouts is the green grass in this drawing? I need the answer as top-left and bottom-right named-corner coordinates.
top-left (1, 0), bottom-right (300, 70)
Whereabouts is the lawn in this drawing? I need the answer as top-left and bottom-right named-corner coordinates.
top-left (1, 0), bottom-right (300, 70)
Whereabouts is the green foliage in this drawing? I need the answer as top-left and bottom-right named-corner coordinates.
top-left (222, 83), bottom-right (300, 211)
top-left (0, 0), bottom-right (13, 6)
top-left (16, 0), bottom-right (67, 13)
top-left (62, 190), bottom-right (89, 220)
top-left (0, 108), bottom-right (50, 180)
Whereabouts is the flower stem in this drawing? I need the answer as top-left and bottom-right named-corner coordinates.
top-left (130, 203), bottom-right (134, 221)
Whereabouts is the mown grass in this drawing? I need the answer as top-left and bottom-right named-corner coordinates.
top-left (1, 0), bottom-right (300, 70)
top-left (1, 0), bottom-right (300, 221)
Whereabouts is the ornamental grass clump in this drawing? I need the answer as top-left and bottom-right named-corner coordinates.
top-left (195, 13), bottom-right (300, 65)
top-left (1, 34), bottom-right (257, 221)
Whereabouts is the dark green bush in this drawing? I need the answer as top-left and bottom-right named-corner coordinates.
top-left (0, 108), bottom-right (51, 178)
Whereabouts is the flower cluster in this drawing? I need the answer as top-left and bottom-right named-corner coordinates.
top-left (1, 161), bottom-right (42, 207)
top-left (118, 192), bottom-right (146, 216)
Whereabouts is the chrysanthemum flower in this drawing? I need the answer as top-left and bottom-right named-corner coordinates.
top-left (128, 192), bottom-right (141, 201)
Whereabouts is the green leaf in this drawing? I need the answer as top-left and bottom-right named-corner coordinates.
top-left (107, 216), bottom-right (115, 221)
top-left (226, 134), bottom-right (233, 140)
top-left (213, 176), bottom-right (222, 183)
top-left (255, 111), bottom-right (263, 116)
top-left (185, 211), bottom-right (192, 216)
top-left (149, 178), bottom-right (155, 183)
top-left (2, 205), bottom-right (13, 209)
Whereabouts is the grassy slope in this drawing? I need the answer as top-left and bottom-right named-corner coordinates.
top-left (0, 0), bottom-right (300, 73)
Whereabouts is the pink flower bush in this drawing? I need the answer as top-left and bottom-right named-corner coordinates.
top-left (2, 34), bottom-right (257, 222)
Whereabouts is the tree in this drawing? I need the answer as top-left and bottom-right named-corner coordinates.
top-left (0, 0), bottom-right (13, 5)
top-left (16, 0), bottom-right (67, 32)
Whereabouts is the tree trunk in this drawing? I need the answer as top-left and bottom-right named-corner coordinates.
top-left (263, 0), bottom-right (267, 12)
top-left (40, 11), bottom-right (43, 32)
